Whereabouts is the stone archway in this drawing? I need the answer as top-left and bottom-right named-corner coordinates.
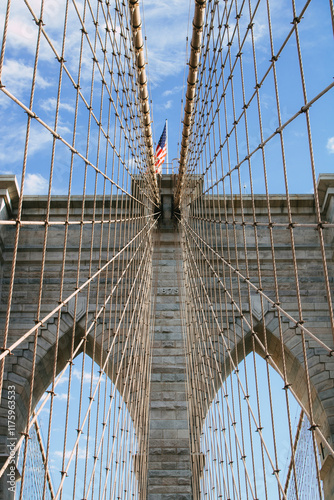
top-left (198, 310), bottom-right (334, 499)
top-left (0, 302), bottom-right (143, 499)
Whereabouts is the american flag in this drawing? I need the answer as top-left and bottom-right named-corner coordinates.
top-left (154, 124), bottom-right (167, 174)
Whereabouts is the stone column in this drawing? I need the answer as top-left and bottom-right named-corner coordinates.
top-left (321, 455), bottom-right (334, 499)
top-left (147, 217), bottom-right (192, 499)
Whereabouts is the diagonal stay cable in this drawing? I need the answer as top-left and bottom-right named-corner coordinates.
top-left (182, 217), bottom-right (333, 355)
top-left (53, 230), bottom-right (152, 499)
top-left (180, 216), bottom-right (334, 459)
top-left (0, 216), bottom-right (156, 481)
top-left (0, 217), bottom-right (157, 360)
top-left (182, 221), bottom-right (289, 499)
top-left (0, 85), bottom-right (150, 207)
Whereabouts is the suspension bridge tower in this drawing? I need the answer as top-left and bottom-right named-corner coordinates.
top-left (0, 0), bottom-right (334, 499)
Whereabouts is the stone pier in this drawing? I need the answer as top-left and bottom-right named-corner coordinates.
top-left (0, 174), bottom-right (334, 498)
top-left (147, 177), bottom-right (192, 499)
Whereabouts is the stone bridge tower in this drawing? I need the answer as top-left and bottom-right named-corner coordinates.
top-left (0, 174), bottom-right (333, 499)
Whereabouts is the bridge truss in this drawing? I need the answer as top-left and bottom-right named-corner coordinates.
top-left (0, 0), bottom-right (333, 499)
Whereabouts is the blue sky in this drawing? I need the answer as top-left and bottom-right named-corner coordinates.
top-left (201, 353), bottom-right (323, 499)
top-left (17, 354), bottom-right (140, 499)
top-left (142, 0), bottom-right (334, 194)
top-left (0, 0), bottom-right (194, 195)
top-left (0, 0), bottom-right (333, 196)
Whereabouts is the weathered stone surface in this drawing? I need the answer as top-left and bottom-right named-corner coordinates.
top-left (148, 221), bottom-right (192, 498)
top-left (0, 175), bottom-right (334, 498)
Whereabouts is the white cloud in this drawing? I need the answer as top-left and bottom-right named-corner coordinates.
top-left (326, 137), bottom-right (334, 154)
top-left (253, 21), bottom-right (267, 43)
top-left (57, 124), bottom-right (73, 139)
top-left (163, 86), bottom-right (183, 97)
top-left (39, 97), bottom-right (75, 114)
top-left (1, 59), bottom-right (51, 97)
top-left (0, 16), bottom-right (37, 54)
top-left (165, 100), bottom-right (172, 110)
top-left (0, 0), bottom-right (77, 56)
top-left (55, 392), bottom-right (68, 401)
top-left (73, 368), bottom-right (100, 385)
top-left (37, 406), bottom-right (51, 416)
top-left (24, 173), bottom-right (49, 195)
top-left (55, 374), bottom-right (69, 385)
top-left (241, 0), bottom-right (292, 50)
top-left (0, 169), bottom-right (15, 175)
top-left (141, 1), bottom-right (192, 84)
top-left (0, 92), bottom-right (11, 110)
top-left (29, 126), bottom-right (53, 154)
top-left (0, 121), bottom-right (52, 166)
top-left (54, 447), bottom-right (87, 460)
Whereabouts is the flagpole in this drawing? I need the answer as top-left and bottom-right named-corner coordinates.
top-left (165, 118), bottom-right (168, 174)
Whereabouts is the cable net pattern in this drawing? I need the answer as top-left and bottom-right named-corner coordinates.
top-left (177, 0), bottom-right (334, 498)
top-left (0, 0), bottom-right (156, 498)
top-left (284, 411), bottom-right (323, 500)
top-left (16, 414), bottom-right (54, 499)
top-left (0, 0), bottom-right (333, 498)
